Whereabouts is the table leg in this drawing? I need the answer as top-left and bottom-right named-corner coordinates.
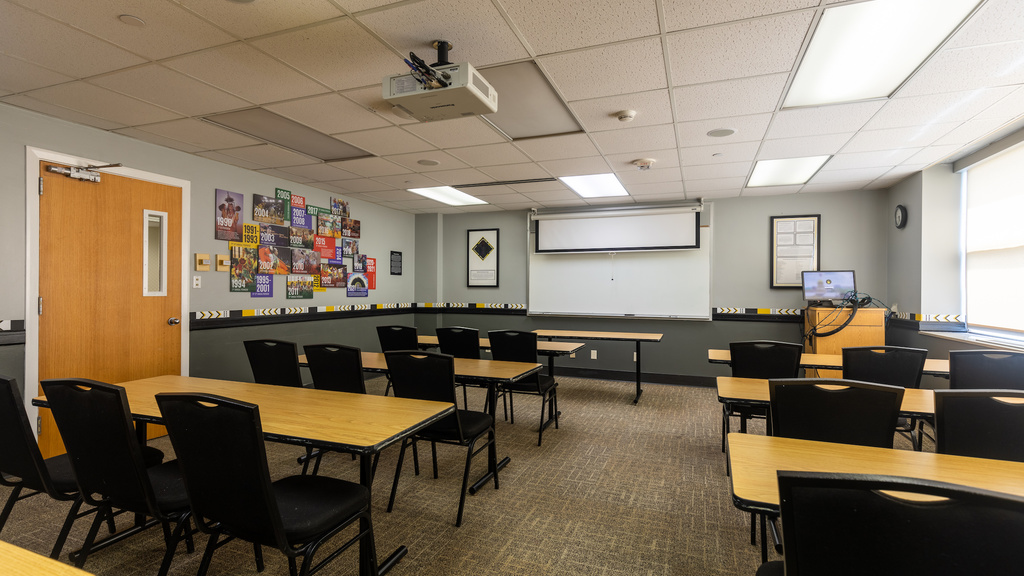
top-left (633, 342), bottom-right (643, 404)
top-left (360, 455), bottom-right (406, 576)
top-left (469, 382), bottom-right (510, 494)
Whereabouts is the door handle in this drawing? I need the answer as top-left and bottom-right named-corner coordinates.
top-left (167, 317), bottom-right (180, 326)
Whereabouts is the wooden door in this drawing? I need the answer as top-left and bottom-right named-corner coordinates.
top-left (37, 161), bottom-right (182, 457)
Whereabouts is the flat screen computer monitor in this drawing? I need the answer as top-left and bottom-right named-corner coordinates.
top-left (802, 270), bottom-right (856, 305)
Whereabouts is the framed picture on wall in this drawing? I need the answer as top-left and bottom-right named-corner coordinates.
top-left (770, 214), bottom-right (820, 288)
top-left (467, 228), bottom-right (499, 288)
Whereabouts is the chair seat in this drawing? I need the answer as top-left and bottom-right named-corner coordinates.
top-left (505, 374), bottom-right (555, 395)
top-left (422, 410), bottom-right (493, 441)
top-left (756, 560), bottom-right (783, 576)
top-left (42, 454), bottom-right (79, 494)
top-left (273, 475), bottom-right (370, 543)
top-left (146, 461), bottom-right (190, 512)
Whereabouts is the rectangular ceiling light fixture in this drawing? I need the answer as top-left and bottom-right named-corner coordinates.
top-left (784, 0), bottom-right (982, 108)
top-left (559, 173), bottom-right (629, 198)
top-left (203, 108), bottom-right (372, 162)
top-left (748, 156), bottom-right (831, 187)
top-left (408, 186), bottom-right (488, 206)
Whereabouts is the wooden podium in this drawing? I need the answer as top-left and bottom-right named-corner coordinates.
top-left (804, 307), bottom-right (886, 377)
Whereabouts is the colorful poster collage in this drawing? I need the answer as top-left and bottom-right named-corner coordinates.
top-left (214, 188), bottom-right (370, 299)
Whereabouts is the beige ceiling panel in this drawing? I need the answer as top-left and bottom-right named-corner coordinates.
top-left (676, 114), bottom-right (773, 148)
top-left (404, 117), bottom-right (507, 148)
top-left (419, 168), bottom-right (493, 185)
top-left (386, 151), bottom-right (469, 172)
top-left (843, 123), bottom-right (959, 153)
top-left (176, 0), bottom-right (344, 39)
top-left (695, 189), bottom-right (743, 200)
top-left (824, 149), bottom-right (922, 171)
top-left (112, 127), bottom-right (205, 154)
top-left (13, 0), bottom-right (233, 60)
top-left (742, 184), bottom-right (806, 196)
top-left (138, 118), bottom-right (261, 149)
top-left (474, 193), bottom-right (532, 205)
top-left (538, 156), bottom-right (613, 177)
top-left (667, 12), bottom-right (813, 86)
top-left (570, 90), bottom-right (673, 132)
top-left (625, 181), bottom-right (686, 196)
top-left (361, 189), bottom-right (430, 202)
top-left (164, 43), bottom-right (329, 104)
top-left (326, 178), bottom-right (394, 193)
top-left (341, 86), bottom-right (418, 126)
top-left (535, 198), bottom-right (589, 207)
top-left (800, 182), bottom-right (868, 194)
top-left (591, 124), bottom-right (677, 155)
top-left (521, 189), bottom-right (580, 202)
top-left (509, 180), bottom-right (567, 193)
top-left (947, 0), bottom-right (1024, 49)
top-left (0, 54), bottom-right (74, 94)
top-left (811, 166), bottom-right (892, 184)
top-left (678, 141), bottom-right (760, 166)
top-left (194, 150), bottom-right (269, 170)
top-left (24, 82), bottom-right (181, 126)
top-left (359, 0), bottom-right (529, 67)
top-left (768, 100), bottom-right (886, 139)
top-left (337, 126), bottom-right (435, 156)
top-left (458, 185), bottom-right (517, 196)
top-left (514, 133), bottom-right (600, 161)
top-left (757, 133), bottom-right (853, 160)
top-left (447, 143), bottom-right (532, 167)
top-left (870, 87), bottom-right (1015, 130)
top-left (606, 149), bottom-right (680, 172)
top-left (330, 156), bottom-right (409, 177)
top-left (586, 196), bottom-right (637, 205)
top-left (89, 65), bottom-right (251, 117)
top-left (217, 144), bottom-right (318, 168)
top-left (479, 162), bottom-right (553, 181)
top-left (256, 168), bottom-right (314, 184)
top-left (976, 86), bottom-right (1024, 119)
top-left (306, 182), bottom-right (352, 195)
top-left (540, 38), bottom-right (667, 101)
top-left (276, 163), bottom-right (361, 181)
top-left (673, 74), bottom-right (789, 121)
top-left (373, 172), bottom-right (445, 188)
top-left (266, 94), bottom-right (391, 134)
top-left (1, 94), bottom-right (124, 129)
top-left (0, 3), bottom-right (145, 78)
top-left (682, 161), bottom-right (752, 181)
top-left (664, 0), bottom-right (817, 32)
top-left (933, 116), bottom-right (1009, 146)
top-left (903, 145), bottom-right (964, 166)
top-left (252, 19), bottom-right (398, 91)
top-left (499, 0), bottom-right (659, 54)
top-left (684, 177), bottom-right (747, 193)
top-left (616, 167), bottom-right (684, 185)
top-left (898, 41), bottom-right (1024, 98)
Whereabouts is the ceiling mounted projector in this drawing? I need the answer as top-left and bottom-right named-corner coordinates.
top-left (383, 43), bottom-right (497, 122)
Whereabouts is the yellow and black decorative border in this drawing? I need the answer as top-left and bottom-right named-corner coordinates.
top-left (712, 308), bottom-right (804, 323)
top-left (189, 302), bottom-right (528, 330)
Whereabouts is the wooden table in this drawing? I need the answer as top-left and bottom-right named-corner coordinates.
top-left (534, 330), bottom-right (664, 404)
top-left (716, 376), bottom-right (935, 419)
top-left (707, 349), bottom-right (950, 377)
top-left (36, 375), bottom-right (455, 576)
top-left (0, 541), bottom-right (93, 576)
top-left (417, 335), bottom-right (586, 377)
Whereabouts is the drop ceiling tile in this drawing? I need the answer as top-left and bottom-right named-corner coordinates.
top-left (0, 54), bottom-right (74, 94)
top-left (824, 149), bottom-right (922, 171)
top-left (625, 181), bottom-right (686, 196)
top-left (638, 191), bottom-right (692, 202)
top-left (359, 0), bottom-right (529, 67)
top-left (361, 189), bottom-right (425, 202)
top-left (768, 100), bottom-right (886, 139)
top-left (679, 141), bottom-right (761, 166)
top-left (903, 145), bottom-right (963, 166)
top-left (569, 90), bottom-right (673, 132)
top-left (514, 133), bottom-right (600, 161)
top-left (330, 156), bottom-right (409, 178)
top-left (24, 82), bottom-right (181, 126)
top-left (673, 74), bottom-right (789, 121)
top-left (373, 173), bottom-right (444, 189)
top-left (685, 177), bottom-right (747, 193)
top-left (475, 193), bottom-right (532, 205)
top-left (509, 180), bottom-right (567, 193)
top-left (164, 43), bottom-right (329, 104)
top-left (538, 156), bottom-right (613, 177)
top-left (424, 168), bottom-right (493, 185)
top-left (537, 198), bottom-right (589, 207)
top-left (947, 0), bottom-right (1024, 49)
top-left (977, 86), bottom-right (1024, 119)
top-left (13, 0), bottom-right (233, 60)
top-left (667, 12), bottom-right (813, 86)
top-left (842, 123), bottom-right (959, 153)
top-left (898, 41), bottom-right (1024, 97)
top-left (933, 116), bottom-right (1009, 146)
top-left (521, 189), bottom-right (580, 202)
top-left (664, 0), bottom-right (817, 32)
top-left (386, 151), bottom-right (469, 173)
top-left (177, 0), bottom-right (345, 39)
top-left (447, 143), bottom-right (532, 166)
top-left (337, 126), bottom-right (435, 156)
top-left (252, 19), bottom-right (397, 91)
top-left (256, 168), bottom-right (314, 183)
top-left (1, 94), bottom-right (124, 129)
top-left (0, 3), bottom-right (145, 78)
top-left (540, 38), bottom-right (667, 101)
top-left (499, 0), bottom-right (659, 54)
top-left (696, 189), bottom-right (742, 199)
top-left (586, 196), bottom-right (637, 205)
top-left (742, 184), bottom-right (805, 196)
top-left (810, 166), bottom-right (891, 184)
top-left (195, 150), bottom-right (268, 170)
top-left (459, 185), bottom-right (517, 196)
top-left (340, 86), bottom-right (418, 126)
top-left (266, 93), bottom-right (390, 134)
top-left (757, 133), bottom-right (852, 159)
top-left (591, 124), bottom-right (677, 155)
top-left (112, 127), bottom-right (205, 154)
top-left (137, 118), bottom-right (261, 149)
top-left (324, 178), bottom-right (393, 193)
top-left (616, 167), bottom-right (683, 185)
top-left (217, 144), bottom-right (318, 168)
top-left (89, 65), bottom-right (251, 117)
top-left (276, 163), bottom-right (361, 181)
top-left (800, 182), bottom-right (866, 194)
top-left (682, 161), bottom-right (752, 180)
top-left (403, 117), bottom-right (507, 148)
top-left (606, 149), bottom-right (680, 172)
top-left (870, 87), bottom-right (1015, 129)
top-left (307, 182), bottom-right (352, 195)
top-left (677, 114), bottom-right (773, 147)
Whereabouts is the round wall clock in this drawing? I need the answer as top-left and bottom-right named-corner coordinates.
top-left (894, 204), bottom-right (908, 229)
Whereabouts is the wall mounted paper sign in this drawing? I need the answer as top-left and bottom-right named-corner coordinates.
top-left (366, 257), bottom-right (376, 289)
top-left (257, 245), bottom-right (290, 275)
top-left (335, 246), bottom-right (346, 260)
top-left (353, 254), bottom-right (367, 272)
top-left (343, 238), bottom-right (359, 256)
top-left (290, 227), bottom-right (315, 249)
top-left (467, 228), bottom-right (499, 287)
top-left (314, 235), bottom-right (336, 259)
top-left (341, 218), bottom-right (360, 238)
top-left (291, 193), bottom-right (305, 210)
top-left (229, 242), bottom-right (257, 292)
top-left (251, 274), bottom-right (273, 298)
top-left (312, 274), bottom-right (325, 292)
top-left (259, 224), bottom-right (289, 247)
top-left (391, 251), bottom-right (402, 275)
top-left (290, 207), bottom-right (311, 229)
top-left (286, 275), bottom-right (314, 299)
top-left (274, 188), bottom-right (291, 221)
top-left (290, 248), bottom-right (320, 276)
top-left (331, 197), bottom-right (350, 217)
top-left (318, 213), bottom-right (343, 238)
top-left (252, 194), bottom-right (287, 225)
top-left (214, 189), bottom-right (243, 241)
top-left (347, 273), bottom-right (368, 297)
top-left (321, 260), bottom-right (347, 288)
top-left (770, 214), bottom-right (820, 288)
top-left (241, 223), bottom-right (260, 247)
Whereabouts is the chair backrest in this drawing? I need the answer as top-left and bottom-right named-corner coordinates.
top-left (39, 379), bottom-right (156, 515)
top-left (934, 389), bottom-right (1024, 462)
top-left (776, 471), bottom-right (1024, 575)
top-left (303, 344), bottom-right (366, 394)
top-left (376, 325), bottom-right (418, 353)
top-left (436, 327), bottom-right (481, 360)
top-left (949, 350), bottom-right (1024, 390)
top-left (841, 346), bottom-right (928, 389)
top-left (155, 393), bottom-right (286, 547)
top-left (243, 339), bottom-right (303, 387)
top-left (384, 351), bottom-right (459, 405)
top-left (729, 341), bottom-right (803, 379)
top-left (0, 375), bottom-right (52, 494)
top-left (768, 378), bottom-right (904, 448)
top-left (488, 330), bottom-right (539, 364)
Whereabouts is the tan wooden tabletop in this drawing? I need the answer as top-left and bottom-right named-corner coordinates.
top-left (417, 335), bottom-right (585, 355)
top-left (298, 351), bottom-right (542, 384)
top-left (727, 433), bottom-right (1024, 514)
top-left (534, 329), bottom-right (664, 342)
top-left (707, 349), bottom-right (950, 377)
top-left (716, 376), bottom-right (935, 418)
top-left (0, 541), bottom-right (93, 576)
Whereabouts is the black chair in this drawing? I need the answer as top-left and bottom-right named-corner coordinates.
top-left (724, 341), bottom-right (803, 448)
top-left (436, 326), bottom-right (483, 410)
top-left (299, 344), bottom-right (367, 475)
top-left (376, 325), bottom-right (419, 396)
top-left (768, 378), bottom-right (904, 448)
top-left (934, 389), bottom-right (1024, 462)
top-left (949, 349), bottom-right (1024, 390)
top-left (756, 471), bottom-right (1024, 576)
top-left (40, 378), bottom-right (193, 575)
top-left (488, 330), bottom-right (559, 446)
top-left (243, 339), bottom-right (304, 388)
top-left (383, 351), bottom-right (498, 527)
top-left (842, 345), bottom-right (928, 449)
top-left (156, 392), bottom-right (377, 576)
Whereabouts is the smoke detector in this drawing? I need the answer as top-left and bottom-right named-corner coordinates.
top-left (616, 110), bottom-right (637, 122)
top-left (632, 158), bottom-right (656, 171)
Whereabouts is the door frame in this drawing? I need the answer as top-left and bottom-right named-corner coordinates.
top-left (24, 146), bottom-right (191, 430)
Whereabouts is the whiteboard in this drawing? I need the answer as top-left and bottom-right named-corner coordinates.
top-left (528, 226), bottom-right (711, 319)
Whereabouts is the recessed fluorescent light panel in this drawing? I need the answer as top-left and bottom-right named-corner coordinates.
top-left (784, 0), bottom-right (981, 107)
top-left (408, 186), bottom-right (488, 206)
top-left (748, 156), bottom-right (830, 187)
top-left (203, 108), bottom-right (371, 162)
top-left (559, 173), bottom-right (629, 198)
